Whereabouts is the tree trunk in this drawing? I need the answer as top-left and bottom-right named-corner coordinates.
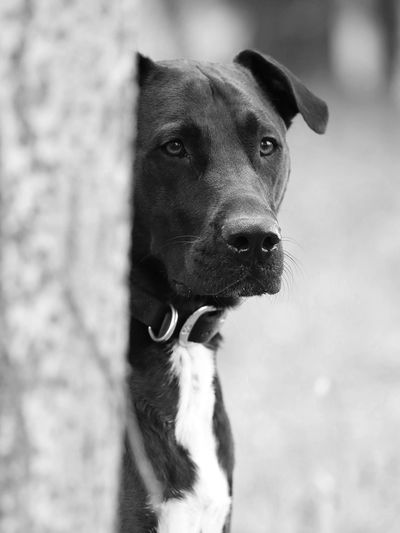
top-left (377, 0), bottom-right (399, 88)
top-left (0, 2), bottom-right (137, 532)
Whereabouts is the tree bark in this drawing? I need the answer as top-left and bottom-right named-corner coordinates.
top-left (0, 1), bottom-right (137, 532)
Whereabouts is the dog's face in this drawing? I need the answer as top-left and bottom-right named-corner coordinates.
top-left (134, 50), bottom-right (328, 299)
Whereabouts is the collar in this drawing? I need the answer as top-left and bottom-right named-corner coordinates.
top-left (131, 285), bottom-right (227, 345)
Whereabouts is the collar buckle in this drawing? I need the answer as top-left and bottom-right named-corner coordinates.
top-left (179, 305), bottom-right (224, 346)
top-left (148, 303), bottom-right (178, 343)
top-left (147, 303), bottom-right (225, 345)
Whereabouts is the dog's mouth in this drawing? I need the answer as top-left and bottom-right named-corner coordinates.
top-left (219, 272), bottom-right (281, 297)
top-left (172, 262), bottom-right (283, 299)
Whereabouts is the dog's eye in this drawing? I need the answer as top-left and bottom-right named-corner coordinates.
top-left (260, 137), bottom-right (278, 156)
top-left (163, 139), bottom-right (186, 157)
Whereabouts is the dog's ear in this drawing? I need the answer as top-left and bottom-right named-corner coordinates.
top-left (234, 49), bottom-right (328, 134)
top-left (136, 53), bottom-right (156, 87)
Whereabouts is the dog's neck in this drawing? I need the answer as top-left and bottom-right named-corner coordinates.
top-left (129, 253), bottom-right (239, 351)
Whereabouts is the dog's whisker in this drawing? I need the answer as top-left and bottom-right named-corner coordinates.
top-left (280, 259), bottom-right (294, 291)
top-left (210, 274), bottom-right (248, 297)
top-left (160, 238), bottom-right (198, 248)
top-left (284, 250), bottom-right (303, 275)
top-left (282, 235), bottom-right (304, 252)
top-left (284, 248), bottom-right (300, 262)
top-left (284, 254), bottom-right (299, 273)
top-left (284, 250), bottom-right (298, 263)
top-left (283, 259), bottom-right (294, 278)
top-left (165, 234), bottom-right (199, 243)
top-left (276, 277), bottom-right (288, 300)
top-left (282, 263), bottom-right (295, 293)
top-left (156, 234), bottom-right (200, 249)
top-left (137, 236), bottom-right (200, 265)
top-left (141, 238), bottom-right (199, 261)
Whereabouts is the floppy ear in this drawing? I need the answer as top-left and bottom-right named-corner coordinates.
top-left (234, 49), bottom-right (328, 134)
top-left (136, 52), bottom-right (156, 87)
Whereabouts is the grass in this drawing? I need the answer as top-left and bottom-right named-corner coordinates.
top-left (219, 91), bottom-right (400, 533)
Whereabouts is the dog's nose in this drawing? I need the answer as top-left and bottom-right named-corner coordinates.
top-left (222, 217), bottom-right (281, 258)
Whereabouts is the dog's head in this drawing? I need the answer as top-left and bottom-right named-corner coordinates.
top-left (133, 50), bottom-right (328, 299)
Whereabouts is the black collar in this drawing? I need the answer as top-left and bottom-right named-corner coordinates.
top-left (131, 285), bottom-right (227, 345)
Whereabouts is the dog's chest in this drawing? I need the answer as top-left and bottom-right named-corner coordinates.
top-left (157, 342), bottom-right (231, 533)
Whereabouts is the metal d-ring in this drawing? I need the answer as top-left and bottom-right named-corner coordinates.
top-left (148, 303), bottom-right (178, 343)
top-left (179, 305), bottom-right (219, 346)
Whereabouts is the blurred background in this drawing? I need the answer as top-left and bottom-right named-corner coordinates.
top-left (138, 1), bottom-right (400, 532)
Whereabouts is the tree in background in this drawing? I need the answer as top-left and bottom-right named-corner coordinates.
top-left (0, 1), bottom-right (137, 531)
top-left (229, 0), bottom-right (331, 75)
top-left (331, 0), bottom-right (399, 96)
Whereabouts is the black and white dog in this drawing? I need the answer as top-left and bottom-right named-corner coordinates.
top-left (119, 50), bottom-right (328, 532)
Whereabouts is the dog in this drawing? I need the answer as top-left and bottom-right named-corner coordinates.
top-left (119, 49), bottom-right (328, 533)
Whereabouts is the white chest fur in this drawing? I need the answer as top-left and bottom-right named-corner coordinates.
top-left (157, 342), bottom-right (231, 533)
